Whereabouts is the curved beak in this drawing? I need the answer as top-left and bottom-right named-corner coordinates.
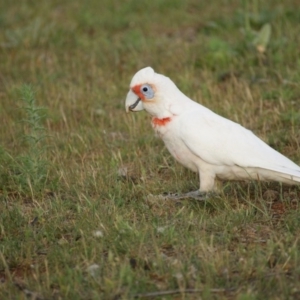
top-left (125, 90), bottom-right (144, 113)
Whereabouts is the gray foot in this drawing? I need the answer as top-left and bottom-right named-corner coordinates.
top-left (164, 190), bottom-right (215, 201)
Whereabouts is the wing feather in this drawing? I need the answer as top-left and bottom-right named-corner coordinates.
top-left (178, 109), bottom-right (300, 177)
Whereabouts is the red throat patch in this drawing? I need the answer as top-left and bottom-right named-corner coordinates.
top-left (152, 117), bottom-right (171, 126)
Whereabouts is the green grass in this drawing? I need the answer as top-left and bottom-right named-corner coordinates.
top-left (1, 0), bottom-right (300, 299)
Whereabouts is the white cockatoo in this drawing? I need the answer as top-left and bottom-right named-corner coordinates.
top-left (125, 67), bottom-right (300, 199)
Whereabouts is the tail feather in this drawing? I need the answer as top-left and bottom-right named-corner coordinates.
top-left (258, 166), bottom-right (300, 185)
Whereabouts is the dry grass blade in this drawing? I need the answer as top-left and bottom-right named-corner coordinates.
top-left (14, 280), bottom-right (44, 300)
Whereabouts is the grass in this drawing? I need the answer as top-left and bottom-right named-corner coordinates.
top-left (0, 0), bottom-right (300, 299)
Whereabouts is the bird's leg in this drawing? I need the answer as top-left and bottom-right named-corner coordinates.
top-left (164, 172), bottom-right (218, 201)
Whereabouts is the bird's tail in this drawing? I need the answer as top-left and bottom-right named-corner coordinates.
top-left (258, 166), bottom-right (300, 185)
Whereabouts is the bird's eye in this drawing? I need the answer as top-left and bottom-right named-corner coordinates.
top-left (140, 84), bottom-right (154, 99)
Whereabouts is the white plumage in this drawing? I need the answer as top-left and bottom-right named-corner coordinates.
top-left (125, 67), bottom-right (300, 193)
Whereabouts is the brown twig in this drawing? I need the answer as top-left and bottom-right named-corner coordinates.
top-left (134, 287), bottom-right (235, 298)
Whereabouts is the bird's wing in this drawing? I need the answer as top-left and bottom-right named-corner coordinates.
top-left (178, 109), bottom-right (300, 176)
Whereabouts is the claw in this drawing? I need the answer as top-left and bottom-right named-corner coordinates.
top-left (163, 190), bottom-right (216, 201)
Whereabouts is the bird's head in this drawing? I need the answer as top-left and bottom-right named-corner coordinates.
top-left (125, 67), bottom-right (178, 118)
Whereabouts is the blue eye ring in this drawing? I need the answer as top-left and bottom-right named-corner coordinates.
top-left (140, 84), bottom-right (154, 99)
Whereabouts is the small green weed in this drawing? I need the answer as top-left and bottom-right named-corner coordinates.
top-left (0, 85), bottom-right (50, 195)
